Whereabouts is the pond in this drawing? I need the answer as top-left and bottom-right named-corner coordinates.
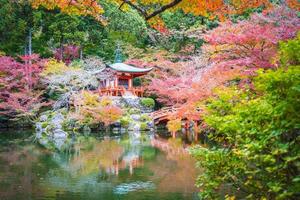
top-left (0, 130), bottom-right (199, 200)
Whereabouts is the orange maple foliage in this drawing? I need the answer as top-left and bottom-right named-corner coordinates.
top-left (128, 0), bottom-right (271, 20)
top-left (148, 17), bottom-right (170, 35)
top-left (30, 0), bottom-right (275, 23)
top-left (167, 119), bottom-right (182, 137)
top-left (71, 91), bottom-right (123, 126)
top-left (180, 0), bottom-right (273, 21)
top-left (286, 0), bottom-right (300, 10)
top-left (31, 0), bottom-right (104, 21)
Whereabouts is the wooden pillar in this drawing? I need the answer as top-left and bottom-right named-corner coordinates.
top-left (129, 77), bottom-right (133, 89)
top-left (115, 160), bottom-right (119, 176)
top-left (129, 162), bottom-right (133, 175)
top-left (172, 131), bottom-right (176, 138)
top-left (115, 77), bottom-right (118, 88)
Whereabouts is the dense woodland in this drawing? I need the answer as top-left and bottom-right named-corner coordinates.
top-left (0, 0), bottom-right (300, 199)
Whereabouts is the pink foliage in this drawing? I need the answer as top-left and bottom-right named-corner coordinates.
top-left (148, 66), bottom-right (195, 105)
top-left (147, 6), bottom-right (299, 121)
top-left (54, 44), bottom-right (79, 65)
top-left (0, 55), bottom-right (46, 119)
top-left (149, 63), bottom-right (240, 107)
top-left (126, 53), bottom-right (190, 80)
top-left (148, 58), bottom-right (241, 121)
top-left (203, 6), bottom-right (300, 71)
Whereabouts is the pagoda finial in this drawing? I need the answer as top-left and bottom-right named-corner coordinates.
top-left (114, 43), bottom-right (123, 63)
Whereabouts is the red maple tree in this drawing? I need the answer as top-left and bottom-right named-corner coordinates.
top-left (0, 55), bottom-right (46, 120)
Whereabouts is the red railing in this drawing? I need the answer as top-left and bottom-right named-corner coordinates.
top-left (98, 86), bottom-right (145, 97)
top-left (129, 86), bottom-right (145, 97)
top-left (149, 106), bottom-right (178, 123)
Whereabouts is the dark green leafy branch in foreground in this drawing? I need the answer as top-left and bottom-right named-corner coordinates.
top-left (190, 37), bottom-right (300, 200)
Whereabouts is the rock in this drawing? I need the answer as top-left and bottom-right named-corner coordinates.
top-left (131, 114), bottom-right (140, 121)
top-left (53, 92), bottom-right (71, 110)
top-left (133, 124), bottom-right (140, 132)
top-left (40, 115), bottom-right (48, 122)
top-left (122, 97), bottom-right (142, 110)
top-left (35, 122), bottom-right (43, 135)
top-left (51, 112), bottom-right (64, 124)
top-left (35, 109), bottom-right (72, 151)
top-left (50, 112), bottom-right (65, 130)
top-left (112, 127), bottom-right (121, 134)
top-left (142, 108), bottom-right (153, 113)
top-left (35, 130), bottom-right (42, 139)
top-left (113, 122), bottom-right (121, 127)
top-left (53, 138), bottom-right (66, 150)
top-left (39, 138), bottom-right (49, 146)
top-left (53, 129), bottom-right (67, 139)
top-left (120, 128), bottom-right (127, 133)
top-left (83, 125), bottom-right (91, 135)
top-left (147, 121), bottom-right (154, 128)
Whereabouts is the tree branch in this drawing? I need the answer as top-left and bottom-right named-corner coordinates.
top-left (121, 0), bottom-right (182, 20)
top-left (145, 0), bottom-right (182, 20)
top-left (121, 0), bottom-right (148, 18)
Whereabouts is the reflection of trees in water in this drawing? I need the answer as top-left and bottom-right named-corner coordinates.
top-left (151, 137), bottom-right (188, 157)
top-left (64, 133), bottom-right (146, 178)
top-left (61, 134), bottom-right (197, 195)
top-left (149, 137), bottom-right (198, 195)
top-left (121, 131), bottom-right (146, 175)
top-left (0, 133), bottom-right (198, 199)
top-left (0, 145), bottom-right (46, 199)
top-left (37, 136), bottom-right (146, 194)
top-left (69, 139), bottom-right (124, 176)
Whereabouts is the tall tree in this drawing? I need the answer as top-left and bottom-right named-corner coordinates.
top-left (0, 0), bottom-right (34, 56)
top-left (146, 6), bottom-right (299, 121)
top-left (0, 55), bottom-right (46, 121)
top-left (203, 6), bottom-right (300, 71)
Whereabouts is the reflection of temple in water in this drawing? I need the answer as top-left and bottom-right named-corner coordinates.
top-left (98, 133), bottom-right (190, 179)
top-left (98, 132), bottom-right (145, 178)
top-left (99, 157), bottom-right (143, 177)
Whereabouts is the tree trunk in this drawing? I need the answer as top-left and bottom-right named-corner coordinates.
top-left (24, 45), bottom-right (27, 55)
top-left (172, 131), bottom-right (176, 138)
top-left (60, 35), bottom-right (64, 61)
top-left (28, 28), bottom-right (32, 56)
top-left (105, 125), bottom-right (110, 134)
top-left (80, 45), bottom-right (83, 60)
top-left (194, 121), bottom-right (198, 142)
top-left (28, 28), bottom-right (32, 89)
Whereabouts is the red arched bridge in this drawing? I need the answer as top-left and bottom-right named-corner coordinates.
top-left (149, 106), bottom-right (178, 124)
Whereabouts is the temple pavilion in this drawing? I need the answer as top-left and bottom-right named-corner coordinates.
top-left (99, 47), bottom-right (152, 97)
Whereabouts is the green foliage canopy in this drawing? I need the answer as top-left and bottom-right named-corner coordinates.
top-left (190, 37), bottom-right (300, 199)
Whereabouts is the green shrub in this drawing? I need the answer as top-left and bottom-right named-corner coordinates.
top-left (279, 33), bottom-right (300, 66)
top-left (120, 117), bottom-right (130, 128)
top-left (140, 122), bottom-right (148, 131)
top-left (140, 114), bottom-right (151, 122)
top-left (190, 66), bottom-right (300, 199)
top-left (140, 98), bottom-right (155, 108)
top-left (127, 108), bottom-right (141, 114)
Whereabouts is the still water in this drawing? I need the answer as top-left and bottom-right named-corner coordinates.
top-left (0, 130), bottom-right (198, 200)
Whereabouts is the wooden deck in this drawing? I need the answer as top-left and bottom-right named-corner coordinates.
top-left (98, 86), bottom-right (145, 97)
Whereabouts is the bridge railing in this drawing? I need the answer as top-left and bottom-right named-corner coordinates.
top-left (149, 106), bottom-right (179, 122)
